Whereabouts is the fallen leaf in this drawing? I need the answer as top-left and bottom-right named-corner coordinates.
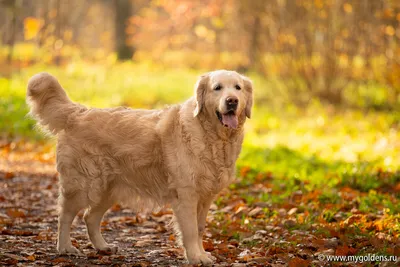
top-left (335, 245), bottom-right (357, 256)
top-left (203, 239), bottom-right (214, 251)
top-left (27, 254), bottom-right (36, 261)
top-left (6, 208), bottom-right (26, 218)
top-left (4, 172), bottom-right (15, 179)
top-left (288, 257), bottom-right (310, 267)
top-left (3, 253), bottom-right (27, 261)
top-left (248, 207), bottom-right (263, 217)
top-left (288, 207), bottom-right (298, 216)
top-left (169, 234), bottom-right (176, 241)
top-left (1, 229), bottom-right (34, 236)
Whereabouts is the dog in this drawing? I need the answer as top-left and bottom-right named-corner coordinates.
top-left (26, 70), bottom-right (253, 265)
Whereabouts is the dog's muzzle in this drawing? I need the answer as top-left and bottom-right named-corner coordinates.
top-left (226, 96), bottom-right (238, 112)
top-left (216, 96), bottom-right (239, 129)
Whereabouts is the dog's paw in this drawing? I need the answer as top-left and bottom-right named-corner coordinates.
top-left (203, 251), bottom-right (216, 261)
top-left (187, 253), bottom-right (214, 265)
top-left (97, 245), bottom-right (118, 255)
top-left (58, 245), bottom-right (82, 256)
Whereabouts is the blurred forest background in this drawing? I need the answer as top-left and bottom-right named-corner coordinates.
top-left (0, 1), bottom-right (399, 265)
top-left (2, 0), bottom-right (400, 107)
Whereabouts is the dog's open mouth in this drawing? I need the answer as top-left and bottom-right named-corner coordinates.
top-left (216, 110), bottom-right (238, 129)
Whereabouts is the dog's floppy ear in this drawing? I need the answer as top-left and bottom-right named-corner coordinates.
top-left (241, 75), bottom-right (253, 119)
top-left (193, 73), bottom-right (209, 117)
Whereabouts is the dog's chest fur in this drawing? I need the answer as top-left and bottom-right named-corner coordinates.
top-left (207, 139), bottom-right (240, 192)
top-left (179, 127), bottom-right (243, 194)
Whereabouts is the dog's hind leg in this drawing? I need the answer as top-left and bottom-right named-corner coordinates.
top-left (57, 192), bottom-right (85, 255)
top-left (84, 197), bottom-right (117, 253)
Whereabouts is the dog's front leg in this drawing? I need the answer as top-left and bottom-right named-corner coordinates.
top-left (172, 188), bottom-right (213, 265)
top-left (197, 197), bottom-right (216, 261)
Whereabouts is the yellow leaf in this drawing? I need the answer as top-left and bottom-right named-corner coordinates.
top-left (211, 17), bottom-right (224, 29)
top-left (314, 0), bottom-right (323, 9)
top-left (24, 17), bottom-right (43, 40)
top-left (169, 234), bottom-right (175, 241)
top-left (383, 8), bottom-right (394, 18)
top-left (27, 255), bottom-right (36, 261)
top-left (343, 3), bottom-right (352, 13)
top-left (243, 254), bottom-right (252, 262)
top-left (385, 25), bottom-right (395, 36)
top-left (63, 30), bottom-right (73, 41)
top-left (194, 25), bottom-right (208, 38)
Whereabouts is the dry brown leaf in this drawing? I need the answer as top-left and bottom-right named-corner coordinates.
top-left (6, 208), bottom-right (26, 218)
top-left (4, 172), bottom-right (15, 179)
top-left (335, 245), bottom-right (357, 256)
top-left (169, 234), bottom-right (176, 241)
top-left (202, 239), bottom-right (214, 251)
top-left (27, 254), bottom-right (36, 261)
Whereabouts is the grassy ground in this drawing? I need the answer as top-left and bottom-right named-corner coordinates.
top-left (0, 62), bottom-right (399, 265)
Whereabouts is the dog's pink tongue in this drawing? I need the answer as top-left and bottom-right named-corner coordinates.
top-left (222, 113), bottom-right (238, 129)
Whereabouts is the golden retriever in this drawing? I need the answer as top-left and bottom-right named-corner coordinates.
top-left (26, 70), bottom-right (253, 265)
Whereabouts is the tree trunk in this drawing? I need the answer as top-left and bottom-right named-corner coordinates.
top-left (54, 0), bottom-right (62, 65)
top-left (114, 0), bottom-right (134, 60)
top-left (37, 1), bottom-right (49, 47)
top-left (6, 0), bottom-right (17, 65)
top-left (248, 16), bottom-right (260, 70)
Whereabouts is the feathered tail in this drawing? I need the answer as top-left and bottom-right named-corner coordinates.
top-left (26, 72), bottom-right (84, 134)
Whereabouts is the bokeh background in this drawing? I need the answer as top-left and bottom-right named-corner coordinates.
top-left (0, 0), bottom-right (399, 264)
top-left (2, 0), bottom-right (400, 163)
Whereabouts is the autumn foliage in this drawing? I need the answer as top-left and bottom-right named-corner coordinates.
top-left (0, 0), bottom-right (400, 266)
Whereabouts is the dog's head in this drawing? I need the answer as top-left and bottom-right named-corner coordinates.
top-left (193, 70), bottom-right (253, 129)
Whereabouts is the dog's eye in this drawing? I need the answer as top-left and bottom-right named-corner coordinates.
top-left (214, 84), bottom-right (222, 91)
top-left (235, 84), bottom-right (241, 90)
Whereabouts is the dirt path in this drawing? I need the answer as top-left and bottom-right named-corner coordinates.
top-left (0, 171), bottom-right (193, 266)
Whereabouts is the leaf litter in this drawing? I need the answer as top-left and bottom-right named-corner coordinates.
top-left (0, 141), bottom-right (399, 266)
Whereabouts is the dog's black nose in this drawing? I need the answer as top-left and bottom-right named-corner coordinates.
top-left (226, 96), bottom-right (238, 110)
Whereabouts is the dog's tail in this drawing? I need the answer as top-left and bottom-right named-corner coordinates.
top-left (27, 72), bottom-right (85, 134)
